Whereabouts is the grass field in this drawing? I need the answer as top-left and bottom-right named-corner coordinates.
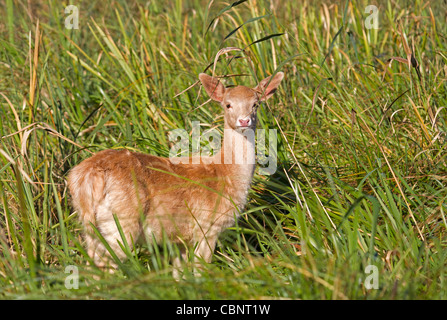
top-left (0, 0), bottom-right (446, 299)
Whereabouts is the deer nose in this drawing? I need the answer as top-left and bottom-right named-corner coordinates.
top-left (238, 118), bottom-right (251, 127)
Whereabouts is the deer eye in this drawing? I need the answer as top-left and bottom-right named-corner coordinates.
top-left (226, 104), bottom-right (232, 109)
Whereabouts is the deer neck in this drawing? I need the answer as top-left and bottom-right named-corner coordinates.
top-left (215, 124), bottom-right (256, 192)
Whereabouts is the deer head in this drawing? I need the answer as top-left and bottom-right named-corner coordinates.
top-left (199, 72), bottom-right (284, 130)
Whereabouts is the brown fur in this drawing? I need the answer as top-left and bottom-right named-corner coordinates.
top-left (67, 72), bottom-right (284, 274)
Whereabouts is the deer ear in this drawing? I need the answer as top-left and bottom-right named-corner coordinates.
top-left (199, 73), bottom-right (225, 102)
top-left (255, 72), bottom-right (284, 101)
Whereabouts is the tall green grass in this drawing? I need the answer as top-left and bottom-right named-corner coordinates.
top-left (0, 0), bottom-right (445, 299)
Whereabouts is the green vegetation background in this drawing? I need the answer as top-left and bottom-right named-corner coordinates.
top-left (0, 0), bottom-right (445, 299)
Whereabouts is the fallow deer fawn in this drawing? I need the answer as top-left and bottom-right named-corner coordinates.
top-left (68, 72), bottom-right (284, 275)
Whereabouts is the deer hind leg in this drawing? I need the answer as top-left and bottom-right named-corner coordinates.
top-left (191, 228), bottom-right (220, 276)
top-left (84, 231), bottom-right (110, 269)
top-left (89, 197), bottom-right (141, 269)
top-left (195, 233), bottom-right (218, 263)
top-left (172, 246), bottom-right (189, 280)
top-left (70, 165), bottom-right (141, 270)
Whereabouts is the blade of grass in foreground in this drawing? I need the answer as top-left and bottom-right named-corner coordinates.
top-left (14, 164), bottom-right (37, 288)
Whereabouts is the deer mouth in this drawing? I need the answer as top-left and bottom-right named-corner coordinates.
top-left (235, 124), bottom-right (255, 132)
